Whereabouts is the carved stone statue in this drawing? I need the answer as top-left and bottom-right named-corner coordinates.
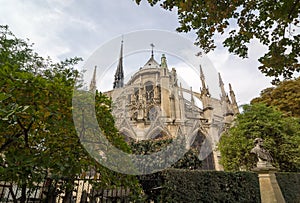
top-left (250, 138), bottom-right (285, 202)
top-left (251, 138), bottom-right (274, 168)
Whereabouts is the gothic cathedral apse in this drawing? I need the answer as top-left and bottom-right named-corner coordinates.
top-left (89, 41), bottom-right (239, 170)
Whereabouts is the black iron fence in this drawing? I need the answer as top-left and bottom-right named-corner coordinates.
top-left (0, 179), bottom-right (131, 203)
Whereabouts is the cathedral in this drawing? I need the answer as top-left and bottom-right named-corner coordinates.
top-left (89, 41), bottom-right (239, 170)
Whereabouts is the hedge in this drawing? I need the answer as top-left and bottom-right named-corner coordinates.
top-left (276, 173), bottom-right (300, 203)
top-left (140, 169), bottom-right (261, 203)
top-left (163, 170), bottom-right (261, 202)
top-left (138, 172), bottom-right (164, 202)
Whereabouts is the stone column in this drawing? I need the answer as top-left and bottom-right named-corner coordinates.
top-left (253, 166), bottom-right (285, 203)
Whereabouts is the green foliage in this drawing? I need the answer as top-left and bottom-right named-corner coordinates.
top-left (137, 172), bottom-right (164, 202)
top-left (276, 173), bottom-right (300, 203)
top-left (135, 0), bottom-right (300, 82)
top-left (0, 25), bottom-right (142, 202)
top-left (0, 25), bottom-right (81, 189)
top-left (130, 138), bottom-right (172, 154)
top-left (251, 77), bottom-right (300, 117)
top-left (159, 169), bottom-right (261, 203)
top-left (130, 138), bottom-right (202, 170)
top-left (218, 103), bottom-right (300, 172)
top-left (137, 170), bottom-right (300, 203)
top-left (95, 91), bottom-right (132, 153)
top-left (131, 138), bottom-right (203, 201)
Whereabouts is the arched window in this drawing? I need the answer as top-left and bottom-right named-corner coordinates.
top-left (147, 106), bottom-right (157, 121)
top-left (145, 81), bottom-right (154, 102)
top-left (191, 131), bottom-right (215, 170)
top-left (134, 88), bottom-right (139, 102)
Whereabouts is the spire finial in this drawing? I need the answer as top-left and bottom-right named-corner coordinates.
top-left (218, 72), bottom-right (226, 100)
top-left (190, 86), bottom-right (194, 105)
top-left (229, 83), bottom-right (233, 92)
top-left (89, 65), bottom-right (97, 92)
top-left (161, 54), bottom-right (167, 68)
top-left (150, 43), bottom-right (155, 58)
top-left (200, 65), bottom-right (210, 96)
top-left (218, 72), bottom-right (224, 86)
top-left (113, 39), bottom-right (124, 89)
top-left (229, 83), bottom-right (239, 114)
top-left (200, 65), bottom-right (205, 82)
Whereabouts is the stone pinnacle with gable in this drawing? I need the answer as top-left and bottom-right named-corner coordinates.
top-left (200, 65), bottom-right (210, 97)
top-left (89, 65), bottom-right (97, 92)
top-left (229, 83), bottom-right (239, 114)
top-left (218, 72), bottom-right (227, 102)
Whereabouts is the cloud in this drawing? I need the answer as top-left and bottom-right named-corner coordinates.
top-left (207, 39), bottom-right (273, 104)
top-left (0, 0), bottom-right (274, 104)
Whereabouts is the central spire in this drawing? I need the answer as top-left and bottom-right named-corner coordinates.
top-left (113, 39), bottom-right (124, 89)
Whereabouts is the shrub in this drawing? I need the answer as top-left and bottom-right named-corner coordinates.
top-left (276, 173), bottom-right (300, 203)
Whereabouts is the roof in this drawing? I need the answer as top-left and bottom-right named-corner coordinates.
top-left (142, 55), bottom-right (160, 69)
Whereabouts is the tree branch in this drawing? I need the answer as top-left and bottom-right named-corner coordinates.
top-left (288, 0), bottom-right (300, 21)
top-left (0, 132), bottom-right (23, 152)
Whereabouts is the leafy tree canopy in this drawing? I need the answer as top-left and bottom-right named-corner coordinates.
top-left (251, 77), bottom-right (300, 117)
top-left (0, 25), bottom-right (141, 202)
top-left (135, 0), bottom-right (300, 82)
top-left (218, 103), bottom-right (300, 172)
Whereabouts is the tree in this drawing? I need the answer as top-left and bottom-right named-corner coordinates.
top-left (218, 103), bottom-right (300, 172)
top-left (135, 0), bottom-right (300, 82)
top-left (130, 138), bottom-right (202, 170)
top-left (251, 77), bottom-right (300, 117)
top-left (130, 138), bottom-right (203, 202)
top-left (0, 25), bottom-right (141, 202)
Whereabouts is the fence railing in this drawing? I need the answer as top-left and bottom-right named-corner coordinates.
top-left (0, 179), bottom-right (131, 203)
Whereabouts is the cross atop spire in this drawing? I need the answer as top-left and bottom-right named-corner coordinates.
top-left (142, 43), bottom-right (160, 69)
top-left (113, 40), bottom-right (124, 89)
top-left (150, 43), bottom-right (155, 58)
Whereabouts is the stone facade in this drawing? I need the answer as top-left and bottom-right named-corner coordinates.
top-left (90, 43), bottom-right (239, 170)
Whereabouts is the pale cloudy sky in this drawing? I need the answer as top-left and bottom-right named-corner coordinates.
top-left (0, 0), bottom-right (274, 105)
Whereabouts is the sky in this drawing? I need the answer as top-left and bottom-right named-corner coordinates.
top-left (0, 0), bottom-right (274, 105)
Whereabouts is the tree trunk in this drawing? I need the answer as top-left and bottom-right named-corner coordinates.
top-left (44, 179), bottom-right (58, 203)
top-left (20, 184), bottom-right (26, 203)
top-left (62, 179), bottom-right (75, 203)
top-left (9, 186), bottom-right (17, 203)
top-left (62, 189), bottom-right (73, 203)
